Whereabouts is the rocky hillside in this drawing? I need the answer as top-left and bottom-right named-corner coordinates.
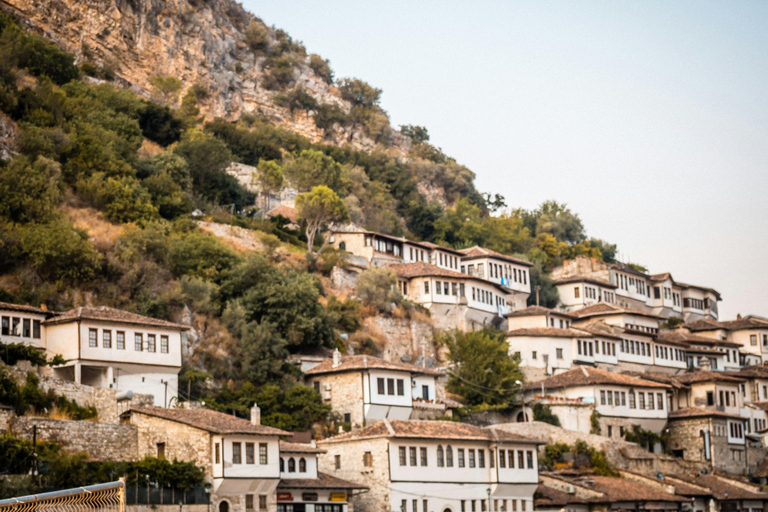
top-left (1, 0), bottom-right (408, 153)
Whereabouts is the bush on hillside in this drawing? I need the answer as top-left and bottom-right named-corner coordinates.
top-left (245, 20), bottom-right (269, 52)
top-left (355, 268), bottom-right (400, 314)
top-left (309, 54), bottom-right (333, 84)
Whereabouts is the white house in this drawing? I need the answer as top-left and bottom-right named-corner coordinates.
top-left (553, 277), bottom-right (618, 311)
top-left (458, 246), bottom-right (532, 303)
top-left (304, 352), bottom-right (445, 427)
top-left (526, 366), bottom-right (671, 437)
top-left (505, 306), bottom-right (575, 331)
top-left (0, 301), bottom-right (50, 350)
top-left (44, 306), bottom-right (187, 406)
top-left (686, 316), bottom-right (768, 366)
top-left (507, 327), bottom-right (603, 381)
top-left (277, 441), bottom-right (366, 512)
top-left (317, 419), bottom-right (542, 512)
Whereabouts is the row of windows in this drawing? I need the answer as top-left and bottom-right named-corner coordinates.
top-left (402, 499), bottom-right (430, 512)
top-left (408, 246), bottom-right (428, 263)
top-left (576, 340), bottom-right (594, 357)
top-left (599, 389), bottom-right (664, 410)
top-left (620, 339), bottom-right (652, 357)
top-left (752, 418), bottom-right (766, 432)
top-left (214, 441), bottom-right (268, 465)
top-left (88, 328), bottom-right (169, 353)
top-left (459, 499), bottom-right (528, 512)
top-left (616, 273), bottom-right (649, 296)
top-left (377, 377), bottom-right (405, 396)
top-left (246, 494), bottom-right (268, 511)
top-left (655, 344), bottom-right (685, 362)
top-left (595, 340), bottom-right (616, 357)
top-left (1, 316), bottom-right (41, 339)
top-left (749, 334), bottom-right (768, 346)
top-left (436, 252), bottom-right (460, 270)
top-left (279, 457), bottom-right (307, 473)
top-left (463, 262), bottom-right (528, 285)
top-left (473, 287), bottom-right (500, 306)
top-left (624, 324), bottom-right (659, 334)
top-left (548, 317), bottom-right (572, 328)
top-left (398, 445), bottom-right (534, 469)
top-left (730, 421), bottom-right (744, 439)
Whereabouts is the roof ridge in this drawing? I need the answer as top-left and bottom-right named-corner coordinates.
top-left (383, 419), bottom-right (395, 436)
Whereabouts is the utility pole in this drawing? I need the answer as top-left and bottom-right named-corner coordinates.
top-left (161, 379), bottom-right (168, 408)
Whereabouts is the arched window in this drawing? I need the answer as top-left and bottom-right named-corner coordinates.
top-left (299, 458), bottom-right (306, 472)
top-left (219, 502), bottom-right (229, 512)
top-left (280, 458), bottom-right (285, 472)
top-left (437, 445), bottom-right (444, 467)
top-left (288, 457), bottom-right (296, 472)
top-left (446, 445), bottom-right (453, 467)
top-left (339, 241), bottom-right (346, 251)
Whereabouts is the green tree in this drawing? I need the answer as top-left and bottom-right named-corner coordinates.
top-left (338, 78), bottom-right (381, 107)
top-left (284, 149), bottom-right (348, 193)
top-left (309, 54), bottom-right (333, 84)
top-left (0, 156), bottom-right (61, 224)
top-left (295, 185), bottom-right (349, 258)
top-left (355, 268), bottom-right (401, 314)
top-left (534, 201), bottom-right (586, 244)
top-left (245, 21), bottom-right (270, 52)
top-left (17, 219), bottom-right (102, 282)
top-left (532, 403), bottom-right (561, 426)
top-left (150, 76), bottom-right (183, 106)
top-left (400, 125), bottom-right (429, 145)
top-left (438, 328), bottom-right (524, 407)
top-left (252, 160), bottom-right (284, 219)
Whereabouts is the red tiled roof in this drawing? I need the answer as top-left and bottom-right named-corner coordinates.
top-left (505, 306), bottom-right (575, 319)
top-left (570, 302), bottom-right (662, 320)
top-left (319, 419), bottom-right (541, 444)
top-left (507, 327), bottom-right (592, 338)
top-left (683, 319), bottom-right (725, 332)
top-left (304, 354), bottom-right (442, 376)
top-left (457, 246), bottom-right (533, 267)
top-left (622, 372), bottom-right (689, 389)
top-left (535, 485), bottom-right (590, 507)
top-left (669, 474), bottom-right (768, 500)
top-left (44, 306), bottom-right (188, 330)
top-left (279, 441), bottom-right (326, 454)
top-left (667, 407), bottom-right (745, 420)
top-left (266, 204), bottom-right (297, 223)
top-left (543, 473), bottom-right (689, 503)
top-left (727, 366), bottom-right (768, 379)
top-left (416, 241), bottom-right (464, 255)
top-left (675, 370), bottom-right (745, 385)
top-left (527, 367), bottom-right (670, 391)
top-left (389, 262), bottom-right (509, 292)
top-left (277, 472), bottom-right (367, 490)
top-left (126, 407), bottom-right (290, 436)
top-left (0, 301), bottom-right (51, 316)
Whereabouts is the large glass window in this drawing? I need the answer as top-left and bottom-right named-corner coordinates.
top-left (135, 333), bottom-right (143, 351)
top-left (89, 328), bottom-right (98, 348)
top-left (103, 330), bottom-right (112, 349)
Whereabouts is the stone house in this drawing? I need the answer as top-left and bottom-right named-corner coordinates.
top-left (666, 472), bottom-right (768, 510)
top-left (666, 408), bottom-right (748, 474)
top-left (304, 352), bottom-right (445, 427)
top-left (317, 419), bottom-right (542, 512)
top-left (277, 441), bottom-right (367, 512)
top-left (524, 366), bottom-right (671, 437)
top-left (122, 406), bottom-right (289, 512)
top-left (536, 471), bottom-right (691, 512)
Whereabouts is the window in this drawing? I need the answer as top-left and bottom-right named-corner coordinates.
top-left (0, 317), bottom-right (7, 335)
top-left (157, 442), bottom-right (165, 459)
top-left (161, 335), bottom-right (168, 353)
top-left (532, 351), bottom-right (537, 360)
top-left (334, 454), bottom-right (341, 469)
top-left (621, 392), bottom-right (626, 406)
top-left (258, 495), bottom-right (267, 511)
top-left (259, 443), bottom-right (268, 464)
top-left (657, 393), bottom-right (664, 410)
top-left (468, 449), bottom-right (476, 468)
top-left (103, 330), bottom-right (112, 348)
top-left (574, 287), bottom-right (580, 298)
top-left (246, 495), bottom-right (254, 511)
top-left (499, 449), bottom-right (506, 468)
top-left (437, 445), bottom-right (444, 467)
top-left (489, 449), bottom-right (494, 468)
top-left (397, 379), bottom-right (404, 396)
top-left (233, 443), bottom-right (242, 464)
top-left (518, 451), bottom-right (524, 469)
top-left (22, 319), bottom-right (30, 337)
top-left (648, 393), bottom-right (655, 410)
top-left (378, 378), bottom-right (385, 395)
top-left (478, 449), bottom-right (485, 468)
top-left (147, 334), bottom-right (156, 352)
top-left (388, 378), bottom-right (395, 395)
top-left (638, 392), bottom-right (645, 409)
top-left (629, 391), bottom-right (636, 409)
top-left (608, 425), bottom-right (613, 437)
top-left (751, 335), bottom-right (757, 346)
top-left (246, 443), bottom-right (254, 464)
top-left (424, 501), bottom-right (428, 512)
top-left (135, 333), bottom-right (143, 351)
top-left (413, 500), bottom-right (418, 512)
top-left (117, 331), bottom-right (125, 350)
top-left (444, 282), bottom-right (449, 295)
top-left (446, 445), bottom-right (453, 467)
top-left (363, 452), bottom-right (373, 467)
top-left (400, 446), bottom-right (407, 466)
top-left (288, 457), bottom-right (296, 472)
top-left (508, 449), bottom-right (515, 468)
top-left (435, 281), bottom-right (442, 295)
top-left (89, 328), bottom-right (98, 347)
top-left (420, 447), bottom-right (427, 466)
top-left (32, 319), bottom-right (41, 339)
top-left (410, 446), bottom-right (417, 466)
top-left (458, 448), bottom-right (465, 467)
top-left (556, 348), bottom-right (563, 359)
top-left (707, 391), bottom-right (714, 406)
top-left (600, 390), bottom-right (606, 405)
top-left (11, 318), bottom-right (18, 336)
top-left (607, 390), bottom-right (613, 406)
top-left (215, 443), bottom-right (220, 463)
top-left (526, 451), bottom-right (534, 469)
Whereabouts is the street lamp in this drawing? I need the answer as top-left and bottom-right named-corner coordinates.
top-left (486, 488), bottom-right (491, 512)
top-left (204, 482), bottom-right (212, 512)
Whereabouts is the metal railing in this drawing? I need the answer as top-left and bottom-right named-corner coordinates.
top-left (0, 481), bottom-right (125, 512)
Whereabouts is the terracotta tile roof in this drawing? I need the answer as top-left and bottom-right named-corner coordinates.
top-left (389, 262), bottom-right (509, 292)
top-left (576, 324), bottom-right (623, 340)
top-left (753, 458), bottom-right (768, 479)
top-left (609, 262), bottom-right (651, 278)
top-left (667, 407), bottom-right (745, 421)
top-left (664, 329), bottom-right (741, 348)
top-left (683, 319), bottom-right (725, 332)
top-left (0, 301), bottom-right (51, 316)
top-left (750, 402), bottom-right (768, 411)
top-left (622, 372), bottom-right (689, 390)
top-left (653, 331), bottom-right (694, 348)
top-left (728, 366), bottom-right (768, 379)
top-left (675, 370), bottom-right (745, 385)
top-left (266, 204), bottom-right (297, 223)
top-left (552, 276), bottom-right (617, 289)
top-left (416, 241), bottom-right (464, 255)
top-left (527, 367), bottom-right (670, 391)
top-left (546, 473), bottom-right (689, 503)
top-left (664, 478), bottom-right (712, 498)
top-left (304, 354), bottom-right (442, 376)
top-left (675, 282), bottom-right (722, 300)
top-left (505, 306), bottom-right (575, 319)
top-left (507, 327), bottom-right (593, 338)
top-left (279, 441), bottom-right (326, 454)
top-left (318, 419), bottom-right (541, 444)
top-left (457, 246), bottom-right (533, 267)
top-left (534, 485), bottom-right (590, 507)
top-left (277, 472), bottom-right (367, 490)
top-left (718, 317), bottom-right (768, 331)
top-left (126, 407), bottom-right (290, 436)
top-left (570, 302), bottom-right (663, 320)
top-left (683, 347), bottom-right (727, 356)
top-left (669, 474), bottom-right (768, 500)
top-left (44, 306), bottom-right (188, 330)
top-left (649, 272), bottom-right (674, 283)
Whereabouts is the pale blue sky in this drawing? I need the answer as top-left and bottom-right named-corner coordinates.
top-left (244, 0), bottom-right (768, 320)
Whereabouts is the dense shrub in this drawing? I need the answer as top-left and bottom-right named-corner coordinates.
top-left (313, 104), bottom-right (350, 131)
top-left (355, 268), bottom-right (400, 314)
top-left (275, 86), bottom-right (318, 112)
top-left (261, 55), bottom-right (296, 90)
top-left (245, 20), bottom-right (270, 51)
top-left (138, 101), bottom-right (182, 146)
top-left (0, 156), bottom-right (61, 224)
top-left (16, 219), bottom-right (102, 282)
top-left (309, 54), bottom-right (333, 84)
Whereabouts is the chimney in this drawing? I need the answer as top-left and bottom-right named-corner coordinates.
top-left (332, 349), bottom-right (342, 368)
top-left (737, 314), bottom-right (742, 320)
top-left (700, 357), bottom-right (711, 372)
top-left (250, 404), bottom-right (261, 426)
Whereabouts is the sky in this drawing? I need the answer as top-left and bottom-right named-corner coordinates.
top-left (243, 0), bottom-right (768, 320)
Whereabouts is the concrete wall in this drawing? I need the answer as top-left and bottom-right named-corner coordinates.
top-left (9, 416), bottom-right (138, 461)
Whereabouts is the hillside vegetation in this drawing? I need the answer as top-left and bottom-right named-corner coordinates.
top-left (0, 9), bottom-right (623, 425)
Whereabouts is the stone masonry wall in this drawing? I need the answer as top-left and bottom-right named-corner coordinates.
top-left (365, 317), bottom-right (435, 364)
top-left (318, 438), bottom-right (390, 512)
top-left (311, 372), bottom-right (365, 428)
top-left (130, 412), bottom-right (213, 477)
top-left (9, 416), bottom-right (138, 461)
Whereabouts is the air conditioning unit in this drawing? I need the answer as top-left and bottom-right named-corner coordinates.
top-left (564, 485), bottom-right (576, 494)
top-left (323, 390), bottom-right (332, 400)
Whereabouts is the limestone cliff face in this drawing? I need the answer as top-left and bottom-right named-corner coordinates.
top-left (1, 0), bottom-right (408, 153)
